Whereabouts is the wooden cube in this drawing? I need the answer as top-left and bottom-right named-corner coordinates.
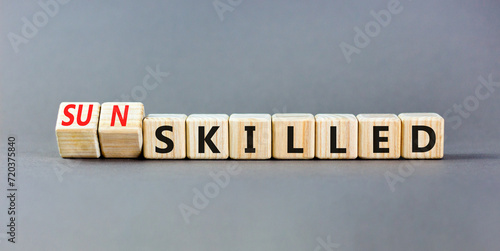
top-left (229, 114), bottom-right (272, 159)
top-left (143, 114), bottom-right (187, 159)
top-left (357, 114), bottom-right (401, 159)
top-left (315, 114), bottom-right (358, 159)
top-left (55, 102), bottom-right (101, 158)
top-left (399, 113), bottom-right (444, 159)
top-left (98, 102), bottom-right (145, 158)
top-left (272, 114), bottom-right (315, 159)
top-left (186, 114), bottom-right (229, 159)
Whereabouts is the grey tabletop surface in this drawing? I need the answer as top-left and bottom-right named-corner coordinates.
top-left (1, 0), bottom-right (500, 250)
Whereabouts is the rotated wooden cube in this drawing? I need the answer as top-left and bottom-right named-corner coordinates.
top-left (55, 102), bottom-right (101, 158)
top-left (272, 114), bottom-right (315, 159)
top-left (143, 114), bottom-right (187, 159)
top-left (315, 114), bottom-right (358, 159)
top-left (229, 114), bottom-right (272, 159)
top-left (186, 114), bottom-right (229, 159)
top-left (98, 102), bottom-right (145, 158)
top-left (399, 113), bottom-right (444, 159)
top-left (357, 114), bottom-right (401, 159)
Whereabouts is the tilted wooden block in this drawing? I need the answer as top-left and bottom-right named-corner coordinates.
top-left (315, 114), bottom-right (358, 159)
top-left (357, 114), bottom-right (401, 159)
top-left (98, 102), bottom-right (145, 158)
top-left (143, 114), bottom-right (187, 159)
top-left (186, 114), bottom-right (229, 159)
top-left (55, 102), bottom-right (101, 158)
top-left (399, 113), bottom-right (444, 159)
top-left (272, 114), bottom-right (315, 159)
top-left (229, 114), bottom-right (272, 159)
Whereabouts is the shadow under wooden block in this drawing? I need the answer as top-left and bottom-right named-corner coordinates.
top-left (186, 114), bottom-right (229, 159)
top-left (229, 114), bottom-right (271, 159)
top-left (98, 102), bottom-right (145, 158)
top-left (315, 114), bottom-right (358, 159)
top-left (272, 113), bottom-right (315, 159)
top-left (55, 102), bottom-right (101, 158)
top-left (357, 114), bottom-right (401, 159)
top-left (143, 114), bottom-right (187, 159)
top-left (399, 113), bottom-right (444, 159)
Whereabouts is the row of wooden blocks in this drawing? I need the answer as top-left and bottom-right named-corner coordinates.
top-left (55, 102), bottom-right (444, 159)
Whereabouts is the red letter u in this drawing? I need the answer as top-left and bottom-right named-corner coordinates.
top-left (76, 104), bottom-right (93, 126)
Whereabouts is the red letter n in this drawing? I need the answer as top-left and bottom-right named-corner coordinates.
top-left (111, 105), bottom-right (129, 126)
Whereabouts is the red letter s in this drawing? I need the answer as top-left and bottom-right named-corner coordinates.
top-left (61, 104), bottom-right (76, 126)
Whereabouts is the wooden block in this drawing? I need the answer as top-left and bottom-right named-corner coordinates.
top-left (186, 114), bottom-right (229, 159)
top-left (98, 102), bottom-right (145, 158)
top-left (272, 113), bottom-right (315, 159)
top-left (55, 102), bottom-right (101, 158)
top-left (399, 113), bottom-right (444, 159)
top-left (357, 114), bottom-right (401, 159)
top-left (143, 114), bottom-right (187, 159)
top-left (229, 114), bottom-right (272, 159)
top-left (315, 114), bottom-right (358, 159)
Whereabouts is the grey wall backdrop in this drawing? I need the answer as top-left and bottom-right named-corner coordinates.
top-left (1, 0), bottom-right (499, 250)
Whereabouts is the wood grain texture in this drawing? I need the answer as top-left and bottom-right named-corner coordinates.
top-left (399, 113), bottom-right (444, 159)
top-left (143, 114), bottom-right (187, 159)
top-left (186, 114), bottom-right (229, 159)
top-left (272, 113), bottom-right (315, 159)
top-left (98, 102), bottom-right (144, 158)
top-left (55, 102), bottom-right (101, 158)
top-left (315, 114), bottom-right (358, 159)
top-left (229, 114), bottom-right (271, 159)
top-left (357, 114), bottom-right (401, 159)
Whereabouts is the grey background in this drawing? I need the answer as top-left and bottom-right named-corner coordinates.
top-left (1, 0), bottom-right (500, 250)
